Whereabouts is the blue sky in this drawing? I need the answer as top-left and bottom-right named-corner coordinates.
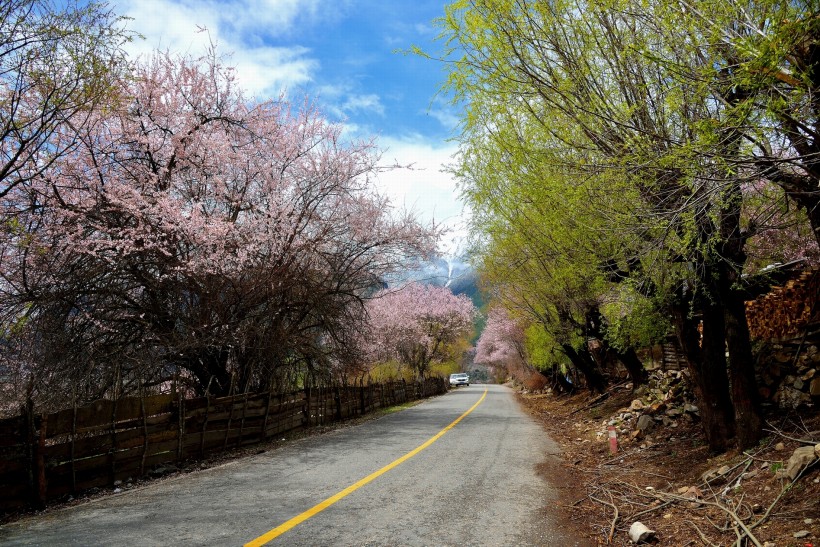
top-left (115, 0), bottom-right (467, 255)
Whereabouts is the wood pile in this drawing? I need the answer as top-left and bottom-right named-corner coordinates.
top-left (745, 269), bottom-right (820, 341)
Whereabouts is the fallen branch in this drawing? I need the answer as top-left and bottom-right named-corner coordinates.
top-left (686, 520), bottom-right (719, 547)
top-left (589, 492), bottom-right (619, 544)
top-left (763, 423), bottom-right (819, 445)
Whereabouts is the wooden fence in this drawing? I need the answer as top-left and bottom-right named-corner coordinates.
top-left (0, 377), bottom-right (447, 513)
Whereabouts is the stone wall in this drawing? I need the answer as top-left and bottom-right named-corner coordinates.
top-left (756, 333), bottom-right (820, 409)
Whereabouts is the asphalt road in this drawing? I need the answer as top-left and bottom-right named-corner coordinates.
top-left (0, 384), bottom-right (583, 546)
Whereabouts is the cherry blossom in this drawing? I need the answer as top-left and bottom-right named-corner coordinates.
top-left (363, 283), bottom-right (477, 378)
top-left (0, 50), bottom-right (438, 403)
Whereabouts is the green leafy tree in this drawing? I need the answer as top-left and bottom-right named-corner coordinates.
top-left (429, 0), bottom-right (803, 450)
top-left (1, 0), bottom-right (134, 199)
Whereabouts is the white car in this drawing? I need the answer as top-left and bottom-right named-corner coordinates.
top-left (449, 373), bottom-right (469, 387)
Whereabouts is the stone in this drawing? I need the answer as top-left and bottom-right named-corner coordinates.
top-left (793, 530), bottom-right (810, 538)
top-left (781, 446), bottom-right (818, 480)
top-left (775, 352), bottom-right (791, 363)
top-left (701, 465), bottom-right (731, 483)
top-left (637, 414), bottom-right (654, 432)
top-left (775, 442), bottom-right (785, 451)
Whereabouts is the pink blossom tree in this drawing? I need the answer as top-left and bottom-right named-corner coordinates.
top-left (364, 283), bottom-right (477, 379)
top-left (474, 307), bottom-right (548, 390)
top-left (0, 50), bottom-right (438, 405)
top-left (474, 307), bottom-right (526, 367)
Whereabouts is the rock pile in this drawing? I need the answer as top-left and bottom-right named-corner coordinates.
top-left (758, 342), bottom-right (820, 409)
top-left (594, 370), bottom-right (699, 447)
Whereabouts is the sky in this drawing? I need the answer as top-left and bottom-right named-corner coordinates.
top-left (114, 0), bottom-right (468, 256)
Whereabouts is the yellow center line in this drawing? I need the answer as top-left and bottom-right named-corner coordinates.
top-left (244, 388), bottom-right (489, 547)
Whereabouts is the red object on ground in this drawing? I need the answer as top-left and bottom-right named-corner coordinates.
top-left (607, 425), bottom-right (618, 454)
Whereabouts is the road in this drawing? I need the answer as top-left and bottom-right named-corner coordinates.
top-left (0, 384), bottom-right (584, 546)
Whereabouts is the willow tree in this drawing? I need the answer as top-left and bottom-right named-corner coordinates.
top-left (0, 0), bottom-right (133, 199)
top-left (429, 0), bottom-right (799, 450)
top-left (459, 117), bottom-right (652, 393)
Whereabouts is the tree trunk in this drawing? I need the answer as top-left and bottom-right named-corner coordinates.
top-left (716, 256), bottom-right (763, 449)
top-left (560, 344), bottom-right (608, 393)
top-left (615, 347), bottom-right (649, 387)
top-left (723, 290), bottom-right (763, 449)
top-left (585, 305), bottom-right (647, 387)
top-left (717, 178), bottom-right (764, 449)
top-left (672, 296), bottom-right (735, 453)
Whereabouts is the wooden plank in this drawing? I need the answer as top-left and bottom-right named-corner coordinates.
top-left (0, 483), bottom-right (28, 510)
top-left (0, 415), bottom-right (23, 440)
top-left (0, 456), bottom-right (27, 475)
top-left (48, 438), bottom-right (180, 479)
top-left (46, 396), bottom-right (174, 438)
top-left (43, 421), bottom-right (177, 462)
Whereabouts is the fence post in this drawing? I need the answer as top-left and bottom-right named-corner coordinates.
top-left (109, 399), bottom-right (118, 485)
top-left (24, 400), bottom-right (47, 510)
top-left (200, 395), bottom-right (210, 458)
top-left (70, 400), bottom-right (78, 495)
top-left (21, 402), bottom-right (32, 508)
top-left (334, 385), bottom-right (342, 421)
top-left (261, 390), bottom-right (272, 440)
top-left (36, 413), bottom-right (47, 508)
top-left (303, 385), bottom-right (311, 427)
top-left (236, 391), bottom-right (249, 448)
top-left (140, 394), bottom-right (148, 476)
top-left (177, 392), bottom-right (185, 461)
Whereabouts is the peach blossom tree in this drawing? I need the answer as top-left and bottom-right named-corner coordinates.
top-left (0, 51), bottom-right (437, 404)
top-left (364, 283), bottom-right (477, 379)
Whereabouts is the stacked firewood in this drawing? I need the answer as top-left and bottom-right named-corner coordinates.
top-left (746, 269), bottom-right (820, 340)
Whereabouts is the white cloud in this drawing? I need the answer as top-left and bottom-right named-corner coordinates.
top-left (314, 85), bottom-right (384, 120)
top-left (343, 94), bottom-right (384, 116)
top-left (118, 0), bottom-right (327, 98)
top-left (376, 136), bottom-right (469, 254)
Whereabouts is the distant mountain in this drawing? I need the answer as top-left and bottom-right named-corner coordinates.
top-left (393, 255), bottom-right (484, 309)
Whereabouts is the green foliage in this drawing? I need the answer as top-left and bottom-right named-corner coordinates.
top-left (600, 284), bottom-right (671, 351)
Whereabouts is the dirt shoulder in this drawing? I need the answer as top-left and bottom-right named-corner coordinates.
top-left (517, 375), bottom-right (820, 546)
